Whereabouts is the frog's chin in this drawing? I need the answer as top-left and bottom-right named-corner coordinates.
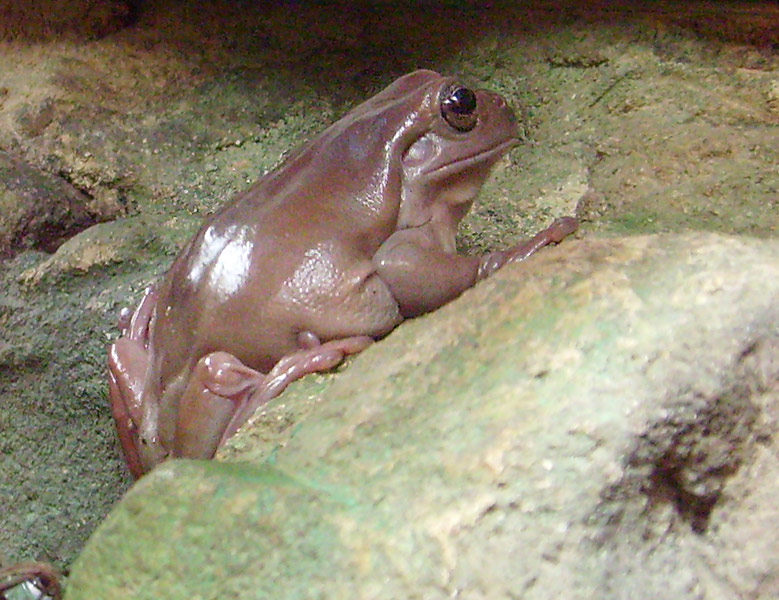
top-left (397, 145), bottom-right (510, 233)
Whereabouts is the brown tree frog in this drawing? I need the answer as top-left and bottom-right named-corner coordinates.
top-left (108, 70), bottom-right (578, 478)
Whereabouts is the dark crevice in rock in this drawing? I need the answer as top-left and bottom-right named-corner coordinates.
top-left (0, 151), bottom-right (122, 259)
top-left (13, 216), bottom-right (96, 255)
top-left (634, 393), bottom-right (759, 534)
top-left (55, 168), bottom-right (97, 203)
top-left (593, 337), bottom-right (778, 542)
top-left (644, 462), bottom-right (726, 534)
top-left (0, 1), bottom-right (139, 41)
top-left (631, 338), bottom-right (777, 535)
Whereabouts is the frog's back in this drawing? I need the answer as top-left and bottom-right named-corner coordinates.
top-left (148, 70), bottom-right (447, 388)
top-left (151, 179), bottom-right (399, 386)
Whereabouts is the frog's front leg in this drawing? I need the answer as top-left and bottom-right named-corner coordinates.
top-left (478, 216), bottom-right (579, 277)
top-left (374, 217), bottom-right (578, 317)
top-left (108, 286), bottom-right (166, 478)
top-left (174, 334), bottom-right (373, 460)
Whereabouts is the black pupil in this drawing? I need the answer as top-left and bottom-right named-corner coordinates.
top-left (449, 87), bottom-right (476, 114)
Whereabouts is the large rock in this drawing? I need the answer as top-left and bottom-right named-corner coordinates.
top-left (0, 151), bottom-right (94, 258)
top-left (64, 233), bottom-right (779, 600)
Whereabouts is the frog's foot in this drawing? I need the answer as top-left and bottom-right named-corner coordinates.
top-left (108, 338), bottom-right (150, 478)
top-left (174, 335), bottom-right (373, 459)
top-left (0, 561), bottom-right (62, 600)
top-left (508, 216), bottom-right (579, 262)
top-left (108, 285), bottom-right (160, 478)
top-left (117, 285), bottom-right (157, 343)
top-left (478, 216), bottom-right (579, 278)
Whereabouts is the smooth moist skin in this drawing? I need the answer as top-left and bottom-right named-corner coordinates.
top-left (108, 69), bottom-right (578, 478)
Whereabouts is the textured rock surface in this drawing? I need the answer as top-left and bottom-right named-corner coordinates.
top-left (0, 0), bottom-right (136, 40)
top-left (65, 234), bottom-right (779, 600)
top-left (0, 150), bottom-right (95, 257)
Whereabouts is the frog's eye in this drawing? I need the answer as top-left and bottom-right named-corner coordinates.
top-left (441, 85), bottom-right (478, 132)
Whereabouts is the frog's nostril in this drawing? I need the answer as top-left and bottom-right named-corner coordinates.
top-left (484, 92), bottom-right (507, 110)
top-left (492, 94), bottom-right (514, 117)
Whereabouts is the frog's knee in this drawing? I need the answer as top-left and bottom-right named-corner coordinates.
top-left (198, 352), bottom-right (264, 398)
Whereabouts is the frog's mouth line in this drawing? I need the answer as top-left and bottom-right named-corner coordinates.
top-left (428, 137), bottom-right (518, 177)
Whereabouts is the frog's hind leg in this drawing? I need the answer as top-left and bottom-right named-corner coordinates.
top-left (175, 335), bottom-right (373, 459)
top-left (173, 352), bottom-right (263, 459)
top-left (253, 334), bottom-right (373, 413)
